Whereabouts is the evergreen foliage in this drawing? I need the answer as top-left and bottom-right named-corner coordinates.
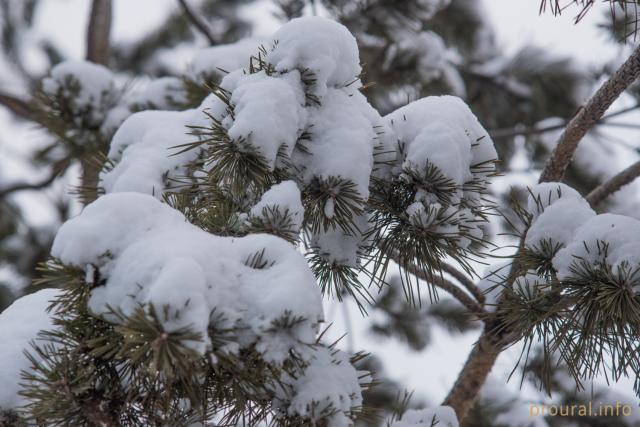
top-left (2, 2), bottom-right (640, 427)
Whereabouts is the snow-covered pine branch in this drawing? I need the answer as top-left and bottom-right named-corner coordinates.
top-left (0, 16), bottom-right (498, 426)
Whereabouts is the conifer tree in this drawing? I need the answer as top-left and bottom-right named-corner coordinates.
top-left (2, 1), bottom-right (640, 427)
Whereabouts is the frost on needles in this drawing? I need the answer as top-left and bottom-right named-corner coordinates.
top-left (0, 16), bottom-right (497, 426)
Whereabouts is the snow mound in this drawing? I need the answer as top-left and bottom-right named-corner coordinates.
top-left (384, 95), bottom-right (497, 248)
top-left (0, 289), bottom-right (60, 410)
top-left (276, 347), bottom-right (364, 427)
top-left (267, 17), bottom-right (361, 97)
top-left (51, 192), bottom-right (323, 359)
top-left (525, 183), bottom-right (640, 283)
top-left (99, 16), bottom-right (496, 273)
top-left (41, 60), bottom-right (120, 133)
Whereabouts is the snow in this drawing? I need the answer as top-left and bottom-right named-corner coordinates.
top-left (525, 183), bottom-right (640, 285)
top-left (310, 213), bottom-right (373, 268)
top-left (301, 88), bottom-right (377, 200)
top-left (250, 180), bottom-right (304, 232)
top-left (526, 182), bottom-right (583, 219)
top-left (51, 192), bottom-right (323, 358)
top-left (129, 76), bottom-right (188, 111)
top-left (100, 107), bottom-right (208, 195)
top-left (42, 60), bottom-right (117, 128)
top-left (267, 17), bottom-right (362, 98)
top-left (389, 406), bottom-right (458, 427)
top-left (224, 71), bottom-right (307, 168)
top-left (98, 17), bottom-right (497, 275)
top-left (386, 95), bottom-right (496, 181)
top-left (189, 38), bottom-right (265, 84)
top-left (0, 288), bottom-right (60, 410)
top-left (277, 347), bottom-right (363, 427)
top-left (384, 30), bottom-right (456, 84)
top-left (385, 95), bottom-right (497, 248)
top-left (524, 184), bottom-right (595, 250)
top-left (553, 213), bottom-right (640, 280)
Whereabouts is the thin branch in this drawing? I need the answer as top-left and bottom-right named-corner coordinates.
top-left (0, 92), bottom-right (33, 120)
top-left (0, 172), bottom-right (59, 199)
top-left (440, 262), bottom-right (485, 304)
top-left (586, 159), bottom-right (640, 206)
top-left (539, 43), bottom-right (640, 183)
top-left (177, 0), bottom-right (216, 45)
top-left (489, 103), bottom-right (640, 140)
top-left (86, 0), bottom-right (112, 65)
top-left (385, 249), bottom-right (486, 319)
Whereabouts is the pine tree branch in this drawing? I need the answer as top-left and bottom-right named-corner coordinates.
top-left (440, 262), bottom-right (485, 304)
top-left (0, 92), bottom-right (33, 120)
top-left (385, 249), bottom-right (486, 319)
top-left (539, 43), bottom-right (640, 183)
top-left (177, 0), bottom-right (217, 45)
top-left (586, 159), bottom-right (640, 206)
top-left (86, 0), bottom-right (112, 66)
top-left (0, 172), bottom-right (58, 199)
top-left (442, 328), bottom-right (502, 420)
top-left (489, 103), bottom-right (640, 140)
top-left (439, 60), bottom-right (640, 415)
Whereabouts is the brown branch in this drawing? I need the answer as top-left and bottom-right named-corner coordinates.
top-left (586, 159), bottom-right (640, 206)
top-left (0, 172), bottom-right (58, 199)
top-left (86, 0), bottom-right (112, 66)
top-left (0, 92), bottom-right (32, 120)
top-left (177, 0), bottom-right (216, 45)
top-left (385, 249), bottom-right (486, 319)
top-left (440, 262), bottom-right (485, 305)
top-left (539, 43), bottom-right (640, 183)
top-left (442, 328), bottom-right (503, 421)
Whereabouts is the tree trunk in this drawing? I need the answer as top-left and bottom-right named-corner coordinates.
top-left (442, 328), bottom-right (503, 422)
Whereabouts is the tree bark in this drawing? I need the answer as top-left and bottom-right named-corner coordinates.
top-left (86, 0), bottom-right (112, 66)
top-left (586, 159), bottom-right (640, 206)
top-left (442, 328), bottom-right (503, 422)
top-left (539, 43), bottom-right (640, 183)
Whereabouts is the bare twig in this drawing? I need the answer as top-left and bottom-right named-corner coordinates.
top-left (86, 0), bottom-right (112, 66)
top-left (0, 92), bottom-right (32, 120)
top-left (385, 249), bottom-right (486, 319)
top-left (440, 262), bottom-right (485, 304)
top-left (489, 103), bottom-right (640, 140)
top-left (586, 159), bottom-right (640, 206)
top-left (539, 43), bottom-right (640, 183)
top-left (0, 172), bottom-right (58, 199)
top-left (177, 0), bottom-right (216, 45)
